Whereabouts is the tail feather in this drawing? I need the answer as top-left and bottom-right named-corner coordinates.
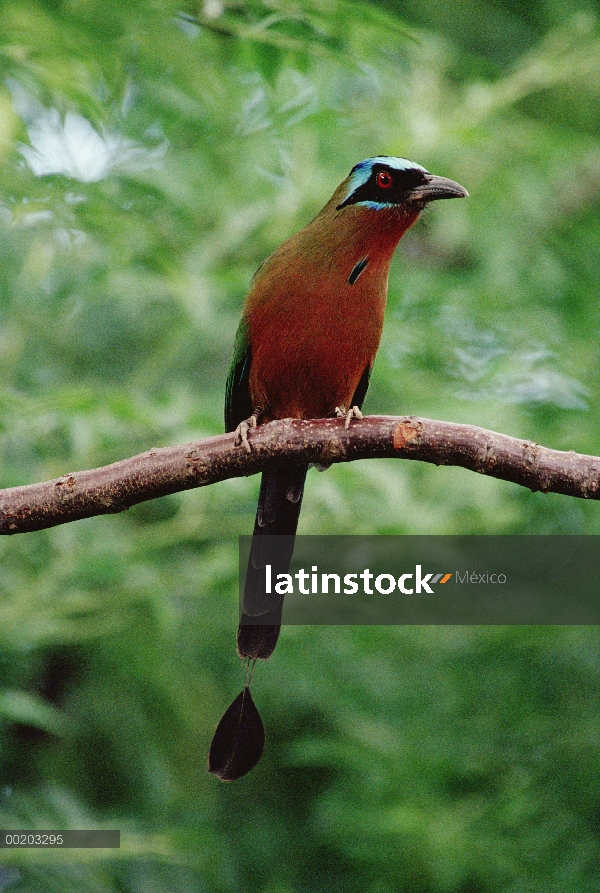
top-left (237, 464), bottom-right (308, 660)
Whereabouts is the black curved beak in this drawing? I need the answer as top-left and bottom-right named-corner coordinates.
top-left (406, 175), bottom-right (468, 203)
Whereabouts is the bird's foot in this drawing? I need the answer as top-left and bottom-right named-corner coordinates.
top-left (335, 405), bottom-right (363, 429)
top-left (234, 410), bottom-right (261, 453)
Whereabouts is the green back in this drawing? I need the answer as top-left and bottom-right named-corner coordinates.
top-left (225, 318), bottom-right (253, 432)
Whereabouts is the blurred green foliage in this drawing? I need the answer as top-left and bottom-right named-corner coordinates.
top-left (0, 0), bottom-right (599, 890)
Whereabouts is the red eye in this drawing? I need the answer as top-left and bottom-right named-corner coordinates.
top-left (376, 170), bottom-right (393, 188)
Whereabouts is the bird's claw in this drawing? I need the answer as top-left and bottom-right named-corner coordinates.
top-left (234, 412), bottom-right (260, 453)
top-left (344, 406), bottom-right (363, 429)
top-left (335, 405), bottom-right (363, 429)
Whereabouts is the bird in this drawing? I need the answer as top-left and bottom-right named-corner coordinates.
top-left (209, 156), bottom-right (467, 780)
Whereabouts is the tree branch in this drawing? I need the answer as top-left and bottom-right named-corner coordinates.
top-left (1, 415), bottom-right (599, 535)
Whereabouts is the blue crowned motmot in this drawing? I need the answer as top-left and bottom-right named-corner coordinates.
top-left (209, 156), bottom-right (467, 780)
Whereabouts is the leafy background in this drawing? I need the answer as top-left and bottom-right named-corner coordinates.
top-left (0, 0), bottom-right (599, 890)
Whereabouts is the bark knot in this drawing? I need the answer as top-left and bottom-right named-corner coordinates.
top-left (55, 474), bottom-right (76, 501)
top-left (393, 418), bottom-right (422, 450)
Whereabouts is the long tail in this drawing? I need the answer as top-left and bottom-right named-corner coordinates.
top-left (237, 464), bottom-right (308, 660)
top-left (209, 464), bottom-right (307, 780)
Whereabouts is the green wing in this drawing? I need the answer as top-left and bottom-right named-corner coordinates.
top-left (225, 318), bottom-right (253, 433)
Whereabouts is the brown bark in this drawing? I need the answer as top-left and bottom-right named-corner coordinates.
top-left (1, 415), bottom-right (599, 535)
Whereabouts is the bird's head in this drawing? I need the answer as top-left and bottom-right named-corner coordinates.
top-left (335, 155), bottom-right (467, 213)
top-left (314, 156), bottom-right (467, 253)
